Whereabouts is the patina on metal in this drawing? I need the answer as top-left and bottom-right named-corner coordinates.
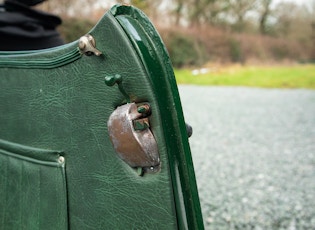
top-left (107, 103), bottom-right (160, 175)
top-left (78, 34), bottom-right (102, 56)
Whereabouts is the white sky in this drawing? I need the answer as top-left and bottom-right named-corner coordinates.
top-left (273, 0), bottom-right (310, 4)
top-left (272, 0), bottom-right (313, 8)
top-left (99, 0), bottom-right (313, 8)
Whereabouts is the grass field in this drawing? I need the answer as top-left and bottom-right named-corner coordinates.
top-left (174, 64), bottom-right (315, 89)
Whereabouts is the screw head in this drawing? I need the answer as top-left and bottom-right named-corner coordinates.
top-left (58, 156), bottom-right (65, 164)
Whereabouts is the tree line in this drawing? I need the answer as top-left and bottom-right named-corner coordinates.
top-left (129, 0), bottom-right (314, 37)
top-left (39, 0), bottom-right (314, 35)
top-left (39, 0), bottom-right (315, 65)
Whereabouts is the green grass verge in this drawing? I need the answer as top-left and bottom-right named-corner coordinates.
top-left (174, 64), bottom-right (315, 89)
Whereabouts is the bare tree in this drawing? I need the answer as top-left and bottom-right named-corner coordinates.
top-left (258, 0), bottom-right (273, 34)
top-left (311, 0), bottom-right (315, 59)
top-left (188, 0), bottom-right (230, 27)
top-left (173, 0), bottom-right (185, 26)
top-left (229, 0), bottom-right (256, 32)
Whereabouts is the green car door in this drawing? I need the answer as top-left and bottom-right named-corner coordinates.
top-left (0, 5), bottom-right (204, 229)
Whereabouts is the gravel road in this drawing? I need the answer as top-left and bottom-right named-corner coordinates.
top-left (178, 86), bottom-right (315, 230)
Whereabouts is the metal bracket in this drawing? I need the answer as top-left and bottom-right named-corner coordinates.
top-left (79, 34), bottom-right (102, 56)
top-left (107, 103), bottom-right (160, 175)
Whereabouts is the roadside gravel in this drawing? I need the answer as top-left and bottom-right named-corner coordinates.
top-left (179, 86), bottom-right (315, 229)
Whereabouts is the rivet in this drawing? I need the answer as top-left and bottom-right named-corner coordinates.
top-left (58, 156), bottom-right (65, 164)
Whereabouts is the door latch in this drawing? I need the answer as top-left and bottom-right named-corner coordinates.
top-left (107, 102), bottom-right (160, 175)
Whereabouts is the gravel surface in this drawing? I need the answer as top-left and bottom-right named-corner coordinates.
top-left (178, 86), bottom-right (315, 230)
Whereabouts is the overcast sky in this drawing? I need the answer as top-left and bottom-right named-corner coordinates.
top-left (272, 0), bottom-right (313, 8)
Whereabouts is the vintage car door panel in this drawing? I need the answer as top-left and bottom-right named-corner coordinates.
top-left (0, 5), bottom-right (204, 230)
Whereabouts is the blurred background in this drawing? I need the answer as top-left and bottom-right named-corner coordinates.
top-left (35, 0), bottom-right (315, 88)
top-left (37, 0), bottom-right (315, 67)
top-left (5, 0), bottom-right (314, 229)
